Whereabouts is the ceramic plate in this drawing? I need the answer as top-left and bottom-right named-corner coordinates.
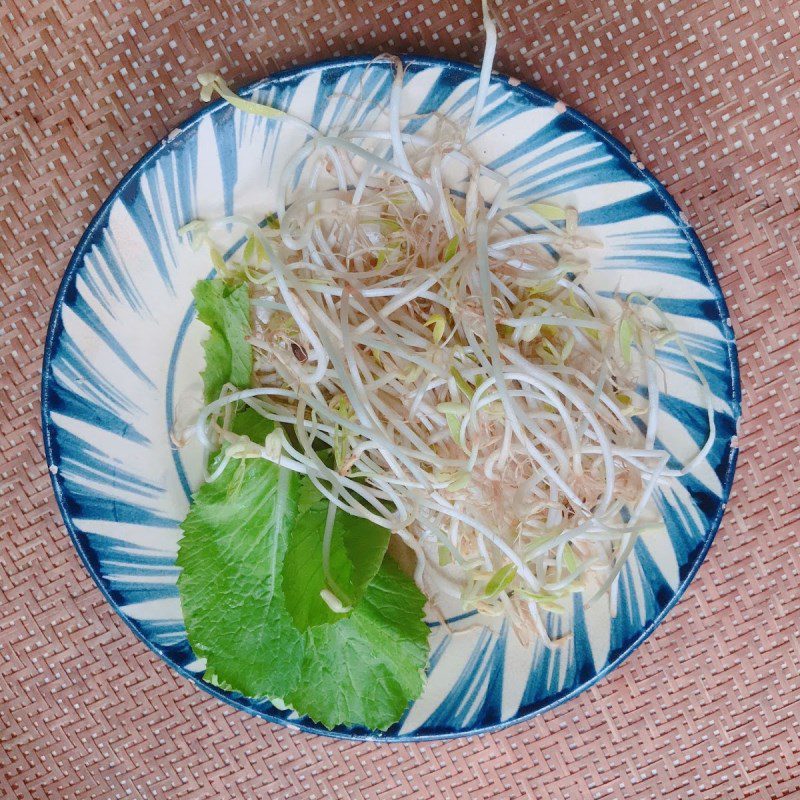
top-left (42, 57), bottom-right (740, 740)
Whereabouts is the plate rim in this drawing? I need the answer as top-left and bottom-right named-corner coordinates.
top-left (41, 54), bottom-right (742, 741)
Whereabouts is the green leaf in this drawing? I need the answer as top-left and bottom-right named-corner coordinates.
top-left (176, 457), bottom-right (305, 699)
top-left (209, 247), bottom-right (226, 273)
top-left (484, 563), bottom-right (517, 598)
top-left (424, 313), bottom-right (446, 343)
top-left (229, 405), bottom-right (274, 441)
top-left (443, 234), bottom-right (459, 262)
top-left (242, 235), bottom-right (256, 263)
top-left (204, 405), bottom-right (274, 475)
top-left (287, 556), bottom-right (429, 730)
top-left (204, 669), bottom-right (235, 692)
top-left (528, 201), bottom-right (567, 221)
top-left (450, 366), bottom-right (474, 400)
top-left (516, 588), bottom-right (566, 614)
top-left (380, 217), bottom-right (402, 233)
top-left (193, 279), bottom-right (253, 403)
top-left (562, 543), bottom-right (579, 573)
top-left (445, 412), bottom-right (462, 446)
top-left (282, 479), bottom-right (390, 630)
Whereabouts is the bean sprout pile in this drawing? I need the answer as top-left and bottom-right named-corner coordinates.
top-left (181, 2), bottom-right (714, 647)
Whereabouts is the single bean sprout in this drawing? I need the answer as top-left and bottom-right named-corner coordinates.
top-left (182, 3), bottom-right (714, 645)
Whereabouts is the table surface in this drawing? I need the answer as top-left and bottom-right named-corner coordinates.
top-left (2, 1), bottom-right (799, 797)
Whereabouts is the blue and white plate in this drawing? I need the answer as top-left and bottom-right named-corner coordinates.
top-left (42, 57), bottom-right (740, 740)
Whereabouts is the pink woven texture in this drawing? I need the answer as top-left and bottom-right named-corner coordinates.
top-left (1, 0), bottom-right (798, 797)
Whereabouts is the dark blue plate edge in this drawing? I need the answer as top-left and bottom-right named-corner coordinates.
top-left (41, 54), bottom-right (742, 742)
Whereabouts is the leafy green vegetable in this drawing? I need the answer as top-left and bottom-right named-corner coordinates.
top-left (179, 276), bottom-right (430, 731)
top-left (177, 455), bottom-right (427, 729)
top-left (282, 479), bottom-right (390, 629)
top-left (287, 557), bottom-right (429, 730)
top-left (229, 405), bottom-right (274, 441)
top-left (203, 669), bottom-right (235, 692)
top-left (177, 457), bottom-right (305, 699)
top-left (178, 412), bottom-right (427, 730)
top-left (193, 278), bottom-right (253, 402)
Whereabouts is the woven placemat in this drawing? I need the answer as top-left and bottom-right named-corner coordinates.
top-left (2, 0), bottom-right (799, 797)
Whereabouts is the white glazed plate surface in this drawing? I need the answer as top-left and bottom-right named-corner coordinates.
top-left (42, 57), bottom-right (740, 740)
